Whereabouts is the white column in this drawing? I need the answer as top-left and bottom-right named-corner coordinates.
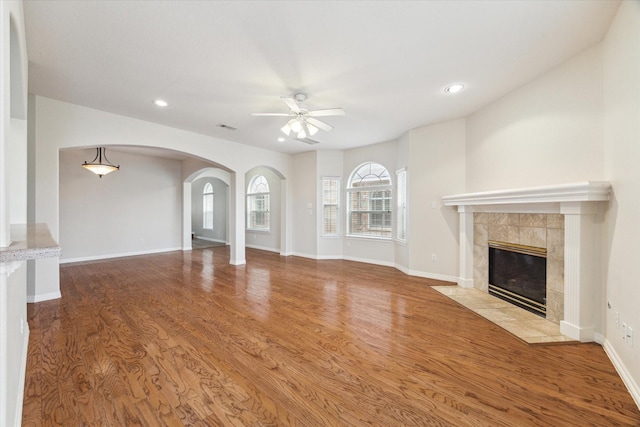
top-left (458, 205), bottom-right (474, 288)
top-left (560, 202), bottom-right (600, 342)
top-left (229, 172), bottom-right (246, 265)
top-left (182, 182), bottom-right (192, 250)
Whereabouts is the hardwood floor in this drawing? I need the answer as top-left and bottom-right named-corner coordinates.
top-left (23, 248), bottom-right (640, 426)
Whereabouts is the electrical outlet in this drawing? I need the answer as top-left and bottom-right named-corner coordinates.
top-left (628, 327), bottom-right (633, 347)
top-left (431, 254), bottom-right (437, 262)
top-left (622, 323), bottom-right (627, 342)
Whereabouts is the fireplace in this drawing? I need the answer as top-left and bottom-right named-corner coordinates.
top-left (442, 181), bottom-right (611, 342)
top-left (488, 241), bottom-right (547, 317)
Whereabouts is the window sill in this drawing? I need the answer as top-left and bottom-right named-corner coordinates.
top-left (247, 229), bottom-right (271, 234)
top-left (345, 234), bottom-right (392, 242)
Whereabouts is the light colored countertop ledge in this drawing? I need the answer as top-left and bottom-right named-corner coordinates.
top-left (0, 223), bottom-right (61, 263)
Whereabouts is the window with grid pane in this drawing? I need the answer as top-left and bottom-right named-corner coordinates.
top-left (396, 169), bottom-right (407, 242)
top-left (347, 162), bottom-right (392, 238)
top-left (247, 175), bottom-right (270, 231)
top-left (203, 182), bottom-right (214, 230)
top-left (322, 177), bottom-right (340, 236)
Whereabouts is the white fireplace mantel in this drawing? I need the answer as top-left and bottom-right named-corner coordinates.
top-left (442, 181), bottom-right (611, 343)
top-left (442, 181), bottom-right (611, 211)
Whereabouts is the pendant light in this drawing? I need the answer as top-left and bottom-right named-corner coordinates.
top-left (81, 147), bottom-right (120, 178)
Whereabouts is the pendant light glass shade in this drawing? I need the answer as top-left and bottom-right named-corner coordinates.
top-left (82, 147), bottom-right (120, 178)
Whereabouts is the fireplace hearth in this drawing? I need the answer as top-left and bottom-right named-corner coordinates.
top-left (488, 241), bottom-right (547, 317)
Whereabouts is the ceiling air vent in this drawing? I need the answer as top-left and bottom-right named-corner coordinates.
top-left (295, 137), bottom-right (320, 145)
top-left (216, 124), bottom-right (237, 131)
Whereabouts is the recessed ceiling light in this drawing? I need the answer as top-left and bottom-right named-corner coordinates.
top-left (153, 99), bottom-right (168, 107)
top-left (277, 137), bottom-right (285, 142)
top-left (444, 84), bottom-right (464, 94)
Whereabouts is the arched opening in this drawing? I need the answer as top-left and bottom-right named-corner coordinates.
top-left (183, 166), bottom-right (231, 251)
top-left (57, 146), bottom-right (241, 263)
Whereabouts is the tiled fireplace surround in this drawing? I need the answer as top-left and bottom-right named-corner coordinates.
top-left (473, 212), bottom-right (564, 324)
top-left (442, 182), bottom-right (611, 342)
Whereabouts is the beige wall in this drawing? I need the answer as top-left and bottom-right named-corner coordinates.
top-left (466, 44), bottom-right (604, 192)
top-left (407, 119), bottom-right (465, 280)
top-left (59, 148), bottom-right (183, 262)
top-left (602, 0), bottom-right (640, 402)
top-left (291, 151), bottom-right (318, 258)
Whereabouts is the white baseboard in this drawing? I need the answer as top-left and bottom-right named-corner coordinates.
top-left (245, 244), bottom-right (281, 254)
top-left (27, 291), bottom-right (61, 303)
top-left (457, 278), bottom-right (475, 288)
top-left (194, 236), bottom-right (226, 244)
top-left (287, 251), bottom-right (318, 259)
top-left (277, 251), bottom-right (457, 282)
top-left (560, 321), bottom-right (595, 342)
top-left (603, 339), bottom-right (640, 410)
top-left (394, 264), bottom-right (458, 283)
top-left (59, 247), bottom-right (182, 264)
top-left (343, 255), bottom-right (395, 268)
top-left (14, 326), bottom-right (29, 426)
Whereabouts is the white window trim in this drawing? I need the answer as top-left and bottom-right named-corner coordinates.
top-left (203, 182), bottom-right (214, 230)
top-left (247, 175), bottom-right (271, 232)
top-left (321, 176), bottom-right (341, 237)
top-left (395, 168), bottom-right (407, 243)
top-left (346, 162), bottom-right (393, 240)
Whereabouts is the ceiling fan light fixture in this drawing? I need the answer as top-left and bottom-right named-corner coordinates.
top-left (281, 122), bottom-right (292, 136)
top-left (306, 122), bottom-right (319, 136)
top-left (290, 119), bottom-right (303, 133)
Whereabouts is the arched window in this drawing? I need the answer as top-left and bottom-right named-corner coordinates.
top-left (347, 162), bottom-right (392, 238)
top-left (247, 175), bottom-right (270, 231)
top-left (202, 182), bottom-right (214, 230)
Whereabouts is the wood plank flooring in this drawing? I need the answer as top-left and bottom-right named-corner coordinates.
top-left (23, 248), bottom-right (640, 426)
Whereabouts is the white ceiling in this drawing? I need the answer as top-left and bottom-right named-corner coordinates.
top-left (23, 0), bottom-right (620, 156)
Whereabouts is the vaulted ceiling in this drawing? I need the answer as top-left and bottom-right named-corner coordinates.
top-left (24, 0), bottom-right (620, 155)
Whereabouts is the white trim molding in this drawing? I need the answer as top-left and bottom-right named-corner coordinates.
top-left (442, 181), bottom-right (611, 207)
top-left (603, 339), bottom-right (640, 409)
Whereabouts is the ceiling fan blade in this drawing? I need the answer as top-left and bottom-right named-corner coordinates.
top-left (251, 112), bottom-right (292, 116)
top-left (281, 96), bottom-right (301, 113)
top-left (308, 108), bottom-right (345, 117)
top-left (306, 117), bottom-right (333, 132)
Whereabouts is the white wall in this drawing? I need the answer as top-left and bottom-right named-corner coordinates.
top-left (245, 166), bottom-right (282, 253)
top-left (316, 150), bottom-right (344, 258)
top-left (394, 132), bottom-right (411, 269)
top-left (1, 1), bottom-right (30, 425)
top-left (291, 151), bottom-right (317, 258)
top-left (59, 148), bottom-right (182, 262)
top-left (602, 0), bottom-right (640, 406)
top-left (466, 44), bottom-right (604, 192)
top-left (8, 118), bottom-right (26, 223)
top-left (406, 119), bottom-right (465, 281)
top-left (191, 177), bottom-right (228, 243)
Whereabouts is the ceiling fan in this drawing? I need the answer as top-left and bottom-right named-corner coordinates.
top-left (252, 93), bottom-right (345, 139)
